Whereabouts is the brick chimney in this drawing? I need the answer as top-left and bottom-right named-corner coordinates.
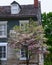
top-left (34, 0), bottom-right (38, 7)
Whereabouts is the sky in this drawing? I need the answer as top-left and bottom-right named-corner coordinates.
top-left (0, 0), bottom-right (52, 13)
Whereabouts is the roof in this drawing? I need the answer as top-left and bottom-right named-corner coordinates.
top-left (11, 1), bottom-right (21, 9)
top-left (11, 1), bottom-right (19, 4)
top-left (0, 3), bottom-right (40, 19)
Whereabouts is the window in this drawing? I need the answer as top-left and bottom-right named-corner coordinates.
top-left (0, 21), bottom-right (7, 38)
top-left (20, 48), bottom-right (26, 60)
top-left (12, 5), bottom-right (17, 14)
top-left (20, 20), bottom-right (29, 31)
top-left (11, 4), bottom-right (20, 14)
top-left (0, 43), bottom-right (7, 60)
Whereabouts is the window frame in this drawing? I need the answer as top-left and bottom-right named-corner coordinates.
top-left (19, 20), bottom-right (29, 31)
top-left (0, 43), bottom-right (8, 60)
top-left (0, 21), bottom-right (7, 38)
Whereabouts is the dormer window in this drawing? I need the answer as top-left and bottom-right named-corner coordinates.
top-left (11, 1), bottom-right (21, 14)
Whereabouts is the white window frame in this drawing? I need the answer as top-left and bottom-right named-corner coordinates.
top-left (19, 20), bottom-right (29, 31)
top-left (0, 21), bottom-right (7, 38)
top-left (0, 43), bottom-right (8, 60)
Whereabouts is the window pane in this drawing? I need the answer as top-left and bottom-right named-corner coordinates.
top-left (2, 53), bottom-right (6, 58)
top-left (0, 46), bottom-right (6, 58)
top-left (3, 46), bottom-right (6, 51)
top-left (21, 48), bottom-right (25, 51)
top-left (2, 46), bottom-right (6, 58)
top-left (3, 25), bottom-right (6, 35)
top-left (0, 31), bottom-right (2, 35)
top-left (0, 47), bottom-right (2, 58)
top-left (0, 24), bottom-right (7, 36)
top-left (21, 54), bottom-right (26, 57)
top-left (0, 26), bottom-right (2, 30)
top-left (21, 48), bottom-right (26, 57)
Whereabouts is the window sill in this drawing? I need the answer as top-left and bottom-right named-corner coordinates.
top-left (20, 58), bottom-right (26, 60)
top-left (0, 36), bottom-right (7, 38)
top-left (1, 58), bottom-right (7, 60)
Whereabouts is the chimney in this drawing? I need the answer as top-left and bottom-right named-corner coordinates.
top-left (34, 0), bottom-right (38, 7)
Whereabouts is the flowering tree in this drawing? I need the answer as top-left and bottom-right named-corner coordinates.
top-left (9, 18), bottom-right (47, 65)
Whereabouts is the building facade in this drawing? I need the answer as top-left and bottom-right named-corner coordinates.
top-left (0, 0), bottom-right (44, 65)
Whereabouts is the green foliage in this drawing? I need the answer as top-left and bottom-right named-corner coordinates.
top-left (42, 12), bottom-right (52, 45)
top-left (42, 12), bottom-right (52, 65)
top-left (44, 54), bottom-right (52, 65)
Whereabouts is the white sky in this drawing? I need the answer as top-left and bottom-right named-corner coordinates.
top-left (0, 0), bottom-right (52, 13)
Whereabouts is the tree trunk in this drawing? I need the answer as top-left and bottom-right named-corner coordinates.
top-left (25, 45), bottom-right (29, 65)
